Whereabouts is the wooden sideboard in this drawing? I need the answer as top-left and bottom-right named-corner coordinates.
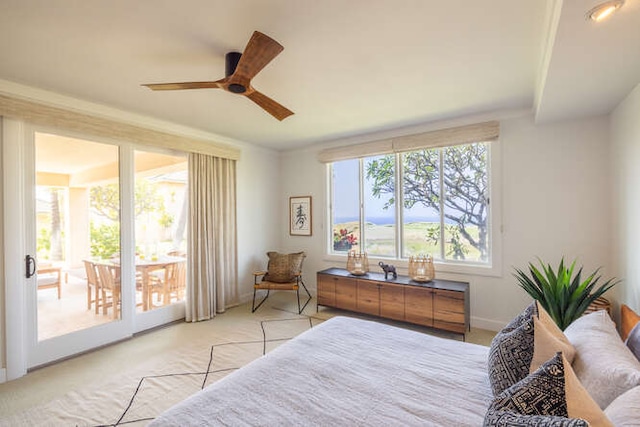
top-left (317, 268), bottom-right (470, 336)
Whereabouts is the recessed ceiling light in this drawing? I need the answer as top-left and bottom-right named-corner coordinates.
top-left (586, 0), bottom-right (625, 22)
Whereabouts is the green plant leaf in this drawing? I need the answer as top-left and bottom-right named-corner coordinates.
top-left (513, 258), bottom-right (618, 330)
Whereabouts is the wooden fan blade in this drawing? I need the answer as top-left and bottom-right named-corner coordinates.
top-left (246, 90), bottom-right (293, 121)
top-left (233, 31), bottom-right (284, 81)
top-left (142, 79), bottom-right (226, 91)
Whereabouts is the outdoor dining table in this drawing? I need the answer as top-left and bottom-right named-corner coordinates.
top-left (98, 255), bottom-right (186, 311)
top-left (135, 255), bottom-right (186, 310)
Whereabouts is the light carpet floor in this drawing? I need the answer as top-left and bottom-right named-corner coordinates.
top-left (0, 294), bottom-right (495, 426)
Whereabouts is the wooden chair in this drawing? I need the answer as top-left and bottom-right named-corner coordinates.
top-left (252, 251), bottom-right (311, 314)
top-left (96, 264), bottom-right (121, 319)
top-left (155, 261), bottom-right (186, 306)
top-left (37, 266), bottom-right (62, 299)
top-left (83, 260), bottom-right (102, 313)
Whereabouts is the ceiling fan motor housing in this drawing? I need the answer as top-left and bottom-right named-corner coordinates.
top-left (225, 52), bottom-right (246, 93)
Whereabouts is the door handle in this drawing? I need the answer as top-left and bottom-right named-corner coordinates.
top-left (25, 254), bottom-right (36, 279)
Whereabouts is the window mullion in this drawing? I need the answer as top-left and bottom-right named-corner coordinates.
top-left (327, 164), bottom-right (334, 253)
top-left (438, 149), bottom-right (445, 260)
top-left (359, 158), bottom-right (365, 252)
top-left (396, 153), bottom-right (403, 259)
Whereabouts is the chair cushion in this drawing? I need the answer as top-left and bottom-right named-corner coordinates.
top-left (485, 352), bottom-right (612, 427)
top-left (263, 251), bottom-right (305, 283)
top-left (564, 310), bottom-right (640, 409)
top-left (488, 301), bottom-right (575, 396)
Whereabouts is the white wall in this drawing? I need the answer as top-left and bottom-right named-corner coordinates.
top-left (497, 115), bottom-right (613, 325)
top-left (235, 145), bottom-right (282, 303)
top-left (278, 147), bottom-right (327, 293)
top-left (611, 82), bottom-right (640, 313)
top-left (280, 114), bottom-right (613, 330)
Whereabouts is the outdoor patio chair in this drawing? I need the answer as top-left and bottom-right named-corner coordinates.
top-left (83, 260), bottom-right (101, 314)
top-left (153, 261), bottom-right (186, 306)
top-left (37, 265), bottom-right (62, 299)
top-left (96, 264), bottom-right (121, 319)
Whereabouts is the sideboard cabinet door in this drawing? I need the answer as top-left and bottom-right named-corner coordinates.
top-left (380, 283), bottom-right (405, 321)
top-left (404, 286), bottom-right (433, 327)
top-left (317, 274), bottom-right (336, 307)
top-left (356, 280), bottom-right (380, 316)
top-left (335, 277), bottom-right (357, 311)
top-left (433, 289), bottom-right (466, 334)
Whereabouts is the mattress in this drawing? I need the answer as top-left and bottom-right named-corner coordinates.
top-left (151, 316), bottom-right (491, 426)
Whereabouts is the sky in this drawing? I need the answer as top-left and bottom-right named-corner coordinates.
top-left (332, 157), bottom-right (437, 223)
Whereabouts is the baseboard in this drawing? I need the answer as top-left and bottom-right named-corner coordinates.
top-left (0, 367), bottom-right (6, 383)
top-left (471, 316), bottom-right (506, 332)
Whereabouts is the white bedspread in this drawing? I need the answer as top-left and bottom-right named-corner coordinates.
top-left (151, 316), bottom-right (491, 426)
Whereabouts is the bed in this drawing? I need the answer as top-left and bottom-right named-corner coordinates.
top-left (152, 307), bottom-right (640, 426)
top-left (151, 316), bottom-right (492, 426)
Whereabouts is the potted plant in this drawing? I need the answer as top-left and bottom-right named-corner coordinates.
top-left (333, 228), bottom-right (358, 251)
top-left (513, 258), bottom-right (618, 330)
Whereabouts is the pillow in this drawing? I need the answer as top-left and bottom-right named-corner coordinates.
top-left (485, 352), bottom-right (612, 427)
top-left (621, 304), bottom-right (640, 341)
top-left (488, 301), bottom-right (576, 396)
top-left (627, 322), bottom-right (640, 361)
top-left (263, 251), bottom-right (305, 283)
top-left (564, 310), bottom-right (640, 409)
top-left (604, 386), bottom-right (640, 426)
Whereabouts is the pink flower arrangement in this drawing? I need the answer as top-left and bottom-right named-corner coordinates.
top-left (333, 228), bottom-right (358, 251)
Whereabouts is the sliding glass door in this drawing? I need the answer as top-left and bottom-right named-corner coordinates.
top-left (19, 130), bottom-right (187, 368)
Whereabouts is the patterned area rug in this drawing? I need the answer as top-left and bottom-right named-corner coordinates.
top-left (0, 315), bottom-right (318, 427)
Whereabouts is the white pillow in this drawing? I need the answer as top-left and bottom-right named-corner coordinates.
top-left (564, 310), bottom-right (640, 409)
top-left (604, 386), bottom-right (640, 426)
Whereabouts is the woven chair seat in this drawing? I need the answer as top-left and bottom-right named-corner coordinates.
top-left (254, 280), bottom-right (300, 291)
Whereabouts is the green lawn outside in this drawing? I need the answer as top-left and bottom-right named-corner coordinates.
top-left (333, 221), bottom-right (482, 261)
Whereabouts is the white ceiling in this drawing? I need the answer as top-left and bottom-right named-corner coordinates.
top-left (0, 0), bottom-right (638, 151)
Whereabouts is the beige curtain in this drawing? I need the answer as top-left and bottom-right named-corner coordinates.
top-left (186, 153), bottom-right (238, 322)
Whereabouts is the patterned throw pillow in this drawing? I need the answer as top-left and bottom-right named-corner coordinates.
top-left (263, 251), bottom-right (305, 283)
top-left (484, 353), bottom-right (612, 427)
top-left (627, 323), bottom-right (640, 362)
top-left (622, 305), bottom-right (640, 362)
top-left (488, 301), bottom-right (575, 396)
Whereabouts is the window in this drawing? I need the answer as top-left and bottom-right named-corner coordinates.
top-left (330, 141), bottom-right (492, 267)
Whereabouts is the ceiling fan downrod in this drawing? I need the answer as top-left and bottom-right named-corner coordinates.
top-left (225, 52), bottom-right (246, 93)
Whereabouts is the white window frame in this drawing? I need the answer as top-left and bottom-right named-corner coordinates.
top-left (325, 140), bottom-right (503, 278)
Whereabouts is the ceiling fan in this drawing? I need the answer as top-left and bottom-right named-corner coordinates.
top-left (142, 31), bottom-right (293, 121)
